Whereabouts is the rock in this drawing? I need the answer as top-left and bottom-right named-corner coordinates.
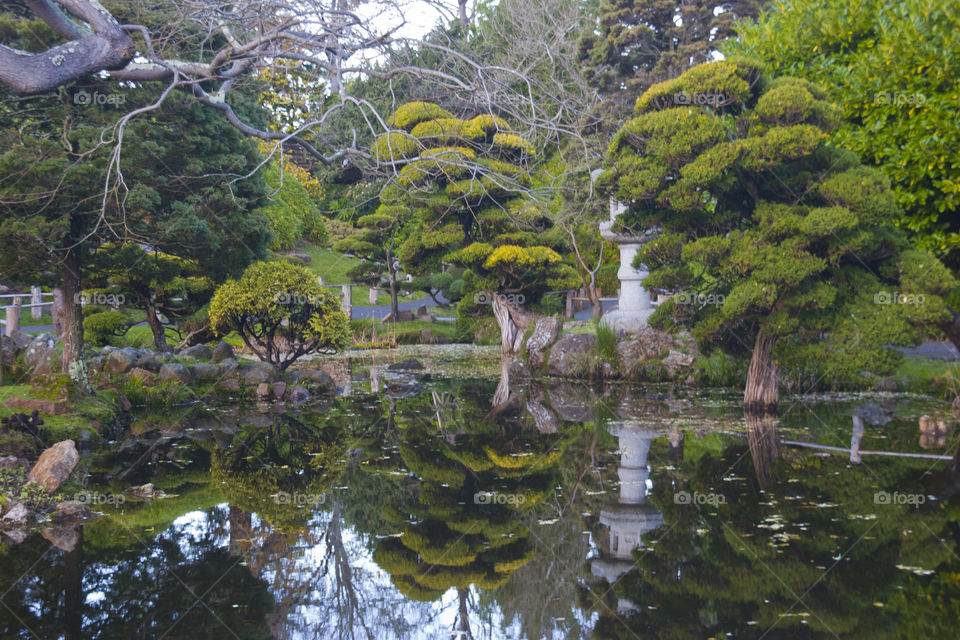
top-left (873, 376), bottom-right (899, 392)
top-left (23, 334), bottom-right (56, 371)
top-left (1, 503), bottom-right (30, 528)
top-left (159, 363), bottom-right (192, 384)
top-left (272, 381), bottom-right (287, 399)
top-left (191, 363), bottom-right (220, 382)
top-left (243, 366), bottom-right (272, 387)
top-left (0, 456), bottom-right (29, 471)
top-left (526, 317), bottom-right (562, 369)
top-left (5, 329), bottom-right (32, 351)
top-left (27, 440), bottom-right (78, 493)
top-left (107, 348), bottom-right (138, 374)
top-left (384, 309), bottom-right (416, 322)
top-left (288, 386), bottom-right (310, 405)
top-left (86, 355), bottom-right (106, 375)
top-left (3, 529), bottom-right (27, 544)
top-left (128, 367), bottom-right (156, 386)
top-left (855, 403), bottom-right (892, 426)
top-left (256, 382), bottom-right (272, 399)
top-left (546, 334), bottom-right (600, 378)
top-left (123, 483), bottom-right (156, 500)
top-left (41, 525), bottom-right (80, 552)
top-left (290, 369), bottom-right (337, 394)
top-left (210, 341), bottom-right (235, 364)
top-left (180, 344), bottom-right (213, 361)
top-left (547, 382), bottom-right (597, 422)
top-left (218, 358), bottom-right (240, 376)
top-left (134, 353), bottom-right (162, 372)
top-left (388, 359), bottom-right (424, 371)
top-left (662, 349), bottom-right (695, 376)
top-left (51, 501), bottom-right (90, 523)
top-left (2, 397), bottom-right (69, 416)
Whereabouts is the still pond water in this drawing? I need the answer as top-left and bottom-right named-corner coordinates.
top-left (3, 350), bottom-right (959, 639)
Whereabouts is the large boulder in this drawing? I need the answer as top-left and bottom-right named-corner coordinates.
top-left (210, 341), bottom-right (235, 364)
top-left (107, 348), bottom-right (139, 374)
top-left (617, 326), bottom-right (698, 378)
top-left (191, 363), bottom-right (221, 383)
top-left (158, 363), bottom-right (192, 385)
top-left (526, 317), bottom-right (562, 369)
top-left (546, 334), bottom-right (600, 378)
top-left (128, 367), bottom-right (156, 386)
top-left (134, 353), bottom-right (162, 373)
top-left (180, 344), bottom-right (213, 361)
top-left (27, 440), bottom-right (78, 493)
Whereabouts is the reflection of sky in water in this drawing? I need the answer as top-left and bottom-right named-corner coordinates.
top-left (112, 505), bottom-right (568, 640)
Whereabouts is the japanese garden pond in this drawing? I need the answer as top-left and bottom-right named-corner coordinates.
top-left (2, 351), bottom-right (958, 639)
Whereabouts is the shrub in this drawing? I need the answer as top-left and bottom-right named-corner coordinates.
top-left (209, 261), bottom-right (350, 370)
top-left (83, 311), bottom-right (132, 346)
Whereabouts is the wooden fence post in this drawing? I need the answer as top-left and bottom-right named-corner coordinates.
top-left (5, 304), bottom-right (20, 336)
top-left (30, 286), bottom-right (42, 320)
top-left (341, 284), bottom-right (352, 321)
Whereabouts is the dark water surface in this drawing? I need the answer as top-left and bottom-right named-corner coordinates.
top-left (2, 367), bottom-right (958, 639)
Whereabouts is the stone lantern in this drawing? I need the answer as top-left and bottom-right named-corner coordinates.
top-left (598, 198), bottom-right (659, 334)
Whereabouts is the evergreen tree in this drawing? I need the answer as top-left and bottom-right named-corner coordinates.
top-left (604, 60), bottom-right (955, 408)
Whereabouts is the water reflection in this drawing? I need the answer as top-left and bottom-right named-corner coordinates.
top-left (2, 368), bottom-right (960, 639)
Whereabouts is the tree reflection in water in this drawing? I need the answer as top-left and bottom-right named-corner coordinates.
top-left (2, 374), bottom-right (960, 639)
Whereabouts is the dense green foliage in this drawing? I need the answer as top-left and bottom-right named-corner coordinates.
top-left (605, 59), bottom-right (956, 388)
top-left (209, 261), bottom-right (350, 370)
top-left (728, 0), bottom-right (960, 267)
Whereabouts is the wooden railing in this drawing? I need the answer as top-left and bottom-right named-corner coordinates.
top-left (0, 287), bottom-right (57, 336)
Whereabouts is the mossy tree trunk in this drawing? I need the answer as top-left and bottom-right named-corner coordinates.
top-left (744, 330), bottom-right (778, 411)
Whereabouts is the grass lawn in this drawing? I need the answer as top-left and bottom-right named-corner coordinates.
top-left (293, 243), bottom-right (427, 306)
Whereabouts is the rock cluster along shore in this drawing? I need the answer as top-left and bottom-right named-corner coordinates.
top-left (2, 330), bottom-right (339, 405)
top-left (518, 320), bottom-right (698, 381)
top-left (1, 440), bottom-right (91, 550)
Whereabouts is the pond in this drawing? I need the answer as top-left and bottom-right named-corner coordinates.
top-left (2, 355), bottom-right (958, 639)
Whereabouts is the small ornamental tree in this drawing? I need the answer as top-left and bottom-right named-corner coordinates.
top-left (447, 243), bottom-right (578, 353)
top-left (605, 60), bottom-right (956, 410)
top-left (334, 206), bottom-right (405, 320)
top-left (209, 261), bottom-right (350, 370)
top-left (87, 243), bottom-right (214, 352)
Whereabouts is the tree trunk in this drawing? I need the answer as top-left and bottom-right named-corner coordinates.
top-left (60, 241), bottom-right (91, 392)
top-left (491, 295), bottom-right (535, 355)
top-left (387, 249), bottom-right (399, 321)
top-left (943, 309), bottom-right (960, 352)
top-left (744, 330), bottom-right (778, 411)
top-left (745, 412), bottom-right (779, 487)
top-left (144, 300), bottom-right (169, 352)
